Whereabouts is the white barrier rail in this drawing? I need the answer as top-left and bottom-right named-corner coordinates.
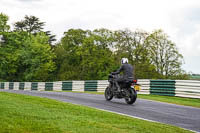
top-left (175, 80), bottom-right (200, 99)
top-left (0, 80), bottom-right (200, 99)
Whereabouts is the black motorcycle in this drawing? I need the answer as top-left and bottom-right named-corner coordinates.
top-left (104, 74), bottom-right (137, 104)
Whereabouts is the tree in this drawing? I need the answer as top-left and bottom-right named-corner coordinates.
top-left (54, 29), bottom-right (117, 80)
top-left (54, 29), bottom-right (88, 80)
top-left (14, 15), bottom-right (45, 34)
top-left (0, 13), bottom-right (10, 32)
top-left (146, 29), bottom-right (184, 78)
top-left (0, 31), bottom-right (30, 81)
top-left (45, 31), bottom-right (56, 45)
top-left (0, 31), bottom-right (56, 81)
top-left (14, 15), bottom-right (56, 44)
top-left (1, 14), bottom-right (188, 81)
top-left (21, 32), bottom-right (56, 81)
top-left (92, 28), bottom-right (116, 48)
top-left (77, 34), bottom-right (116, 80)
top-left (114, 29), bottom-right (159, 79)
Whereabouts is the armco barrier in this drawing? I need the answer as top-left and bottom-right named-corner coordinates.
top-left (45, 82), bottom-right (53, 91)
top-left (0, 82), bottom-right (5, 89)
top-left (24, 82), bottom-right (31, 90)
top-left (53, 81), bottom-right (62, 91)
top-left (175, 80), bottom-right (200, 98)
top-left (0, 80), bottom-right (200, 99)
top-left (19, 82), bottom-right (24, 90)
top-left (38, 82), bottom-right (45, 91)
top-left (73, 81), bottom-right (84, 92)
top-left (14, 82), bottom-right (19, 90)
top-left (31, 82), bottom-right (38, 91)
top-left (97, 80), bottom-right (109, 92)
top-left (137, 79), bottom-right (150, 94)
top-left (5, 82), bottom-right (9, 90)
top-left (84, 80), bottom-right (98, 91)
top-left (62, 81), bottom-right (73, 91)
top-left (9, 82), bottom-right (14, 90)
top-left (150, 80), bottom-right (176, 96)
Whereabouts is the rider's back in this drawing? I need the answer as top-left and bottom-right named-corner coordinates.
top-left (121, 63), bottom-right (133, 79)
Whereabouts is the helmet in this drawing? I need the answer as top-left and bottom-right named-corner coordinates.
top-left (121, 58), bottom-right (128, 64)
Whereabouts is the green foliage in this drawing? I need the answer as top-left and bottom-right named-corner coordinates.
top-left (54, 29), bottom-right (117, 80)
top-left (42, 28), bottom-right (190, 80)
top-left (21, 33), bottom-right (56, 81)
top-left (14, 15), bottom-right (45, 34)
top-left (0, 32), bottom-right (56, 81)
top-left (45, 31), bottom-right (57, 44)
top-left (0, 13), bottom-right (189, 81)
top-left (78, 36), bottom-right (116, 80)
top-left (0, 13), bottom-right (10, 32)
top-left (53, 29), bottom-right (87, 80)
top-left (114, 29), bottom-right (161, 79)
top-left (14, 15), bottom-right (56, 44)
top-left (147, 29), bottom-right (185, 79)
top-left (0, 31), bottom-right (30, 81)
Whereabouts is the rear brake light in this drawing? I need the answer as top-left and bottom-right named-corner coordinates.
top-left (133, 80), bottom-right (137, 83)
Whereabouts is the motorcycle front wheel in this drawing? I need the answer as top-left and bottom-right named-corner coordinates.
top-left (125, 88), bottom-right (137, 104)
top-left (105, 87), bottom-right (113, 101)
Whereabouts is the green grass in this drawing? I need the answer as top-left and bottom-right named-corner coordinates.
top-left (137, 94), bottom-right (200, 108)
top-left (0, 92), bottom-right (193, 133)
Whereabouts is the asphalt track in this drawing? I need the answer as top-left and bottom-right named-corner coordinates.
top-left (1, 90), bottom-right (200, 132)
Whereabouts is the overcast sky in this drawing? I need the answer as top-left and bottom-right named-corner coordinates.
top-left (1, 0), bottom-right (200, 74)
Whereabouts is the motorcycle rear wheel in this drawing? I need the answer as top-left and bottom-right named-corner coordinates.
top-left (105, 87), bottom-right (113, 101)
top-left (125, 88), bottom-right (137, 104)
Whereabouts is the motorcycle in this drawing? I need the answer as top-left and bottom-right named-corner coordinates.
top-left (104, 74), bottom-right (139, 104)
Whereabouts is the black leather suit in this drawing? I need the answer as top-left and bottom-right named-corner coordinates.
top-left (112, 63), bottom-right (134, 83)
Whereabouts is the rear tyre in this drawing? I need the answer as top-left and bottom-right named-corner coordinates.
top-left (125, 88), bottom-right (137, 104)
top-left (105, 87), bottom-right (113, 101)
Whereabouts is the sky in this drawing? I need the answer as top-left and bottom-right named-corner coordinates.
top-left (0, 0), bottom-right (200, 74)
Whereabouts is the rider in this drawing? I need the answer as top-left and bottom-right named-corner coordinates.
top-left (112, 58), bottom-right (134, 91)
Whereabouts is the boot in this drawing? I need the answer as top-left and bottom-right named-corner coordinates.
top-left (116, 82), bottom-right (120, 92)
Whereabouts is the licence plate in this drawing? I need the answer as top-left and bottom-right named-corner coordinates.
top-left (134, 85), bottom-right (141, 91)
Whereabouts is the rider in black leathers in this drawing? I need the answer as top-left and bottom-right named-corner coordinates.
top-left (112, 58), bottom-right (134, 91)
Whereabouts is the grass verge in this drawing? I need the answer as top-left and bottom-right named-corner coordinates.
top-left (0, 91), bottom-right (193, 133)
top-left (137, 94), bottom-right (200, 108)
